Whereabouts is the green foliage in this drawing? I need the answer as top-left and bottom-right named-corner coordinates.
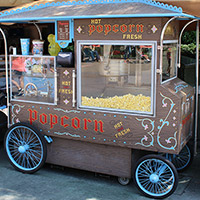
top-left (181, 43), bottom-right (196, 57)
top-left (61, 42), bottom-right (74, 52)
top-left (181, 31), bottom-right (196, 44)
top-left (181, 31), bottom-right (199, 58)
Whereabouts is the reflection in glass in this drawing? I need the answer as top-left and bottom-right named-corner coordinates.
top-left (162, 41), bottom-right (178, 82)
top-left (80, 44), bottom-right (153, 113)
top-left (10, 55), bottom-right (56, 104)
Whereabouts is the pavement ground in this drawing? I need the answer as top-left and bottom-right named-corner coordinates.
top-left (0, 143), bottom-right (200, 200)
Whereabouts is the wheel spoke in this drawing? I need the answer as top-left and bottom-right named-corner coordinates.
top-left (21, 154), bottom-right (26, 168)
top-left (158, 165), bottom-right (168, 176)
top-left (21, 128), bottom-right (25, 143)
top-left (8, 139), bottom-right (19, 146)
top-left (143, 162), bottom-right (154, 174)
top-left (138, 173), bottom-right (150, 178)
top-left (15, 129), bottom-right (23, 141)
top-left (26, 130), bottom-right (33, 143)
top-left (29, 148), bottom-right (42, 156)
top-left (12, 151), bottom-right (21, 160)
top-left (27, 135), bottom-right (38, 145)
top-left (138, 169), bottom-right (150, 176)
top-left (26, 151), bottom-right (39, 166)
top-left (146, 181), bottom-right (154, 192)
top-left (142, 180), bottom-right (151, 189)
top-left (15, 153), bottom-right (23, 164)
top-left (25, 154), bottom-right (32, 169)
top-left (27, 150), bottom-right (41, 162)
top-left (29, 142), bottom-right (42, 148)
top-left (154, 182), bottom-right (160, 194)
top-left (139, 178), bottom-right (150, 184)
top-left (157, 182), bottom-right (166, 192)
top-left (10, 132), bottom-right (20, 143)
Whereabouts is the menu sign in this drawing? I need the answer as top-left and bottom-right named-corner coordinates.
top-left (57, 20), bottom-right (70, 41)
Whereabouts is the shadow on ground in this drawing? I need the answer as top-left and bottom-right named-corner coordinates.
top-left (0, 143), bottom-right (200, 200)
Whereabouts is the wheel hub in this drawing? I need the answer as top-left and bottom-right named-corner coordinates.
top-left (149, 173), bottom-right (159, 183)
top-left (18, 144), bottom-right (29, 153)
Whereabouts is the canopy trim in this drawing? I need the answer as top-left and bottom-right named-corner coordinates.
top-left (0, 0), bottom-right (183, 18)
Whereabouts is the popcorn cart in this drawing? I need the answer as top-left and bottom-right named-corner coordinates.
top-left (0, 0), bottom-right (199, 198)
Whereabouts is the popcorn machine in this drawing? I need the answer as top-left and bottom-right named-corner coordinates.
top-left (0, 0), bottom-right (198, 198)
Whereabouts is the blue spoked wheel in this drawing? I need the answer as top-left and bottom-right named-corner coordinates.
top-left (134, 155), bottom-right (178, 199)
top-left (165, 144), bottom-right (193, 172)
top-left (4, 123), bottom-right (47, 173)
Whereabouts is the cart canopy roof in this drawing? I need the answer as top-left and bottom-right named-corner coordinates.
top-left (160, 0), bottom-right (200, 18)
top-left (0, 0), bottom-right (195, 23)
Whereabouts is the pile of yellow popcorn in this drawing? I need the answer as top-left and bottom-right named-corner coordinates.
top-left (82, 94), bottom-right (151, 112)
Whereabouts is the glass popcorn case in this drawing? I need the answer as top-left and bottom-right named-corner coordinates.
top-left (78, 42), bottom-right (154, 114)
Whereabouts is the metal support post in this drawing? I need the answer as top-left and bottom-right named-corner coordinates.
top-left (0, 27), bottom-right (10, 128)
top-left (195, 20), bottom-right (199, 155)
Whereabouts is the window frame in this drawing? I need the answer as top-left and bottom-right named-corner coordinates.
top-left (9, 55), bottom-right (57, 105)
top-left (161, 40), bottom-right (179, 84)
top-left (77, 40), bottom-right (157, 116)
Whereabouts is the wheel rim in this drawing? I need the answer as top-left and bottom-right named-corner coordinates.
top-left (6, 125), bottom-right (44, 171)
top-left (171, 145), bottom-right (191, 171)
top-left (135, 158), bottom-right (175, 197)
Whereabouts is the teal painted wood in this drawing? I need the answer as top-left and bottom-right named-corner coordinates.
top-left (0, 0), bottom-right (183, 18)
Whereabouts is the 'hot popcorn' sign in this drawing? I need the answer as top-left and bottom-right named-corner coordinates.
top-left (75, 18), bottom-right (161, 41)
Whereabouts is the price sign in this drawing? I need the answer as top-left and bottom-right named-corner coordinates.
top-left (55, 20), bottom-right (73, 48)
top-left (57, 20), bottom-right (70, 41)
